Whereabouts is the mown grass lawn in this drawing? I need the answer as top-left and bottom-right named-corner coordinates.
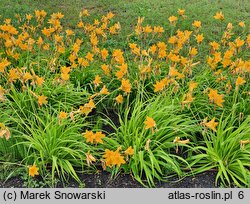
top-left (1, 0), bottom-right (249, 34)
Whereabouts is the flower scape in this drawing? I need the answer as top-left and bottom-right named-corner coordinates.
top-left (0, 7), bottom-right (250, 188)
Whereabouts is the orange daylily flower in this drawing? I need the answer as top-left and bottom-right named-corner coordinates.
top-left (59, 111), bottom-right (67, 120)
top-left (124, 146), bottom-right (134, 156)
top-left (93, 75), bottom-right (102, 87)
top-left (144, 116), bottom-right (156, 130)
top-left (168, 16), bottom-right (178, 24)
top-left (79, 99), bottom-right (96, 115)
top-left (144, 25), bottom-right (152, 33)
top-left (238, 21), bottom-right (245, 27)
top-left (83, 130), bottom-right (105, 144)
top-left (214, 11), bottom-right (224, 20)
top-left (85, 52), bottom-right (94, 61)
top-left (182, 92), bottom-right (194, 109)
top-left (101, 64), bottom-right (111, 76)
top-left (144, 139), bottom-right (151, 151)
top-left (208, 89), bottom-right (224, 107)
top-left (236, 76), bottom-right (246, 88)
top-left (120, 79), bottom-right (131, 94)
top-left (153, 80), bottom-right (165, 92)
top-left (189, 81), bottom-right (198, 92)
top-left (115, 94), bottom-right (123, 104)
top-left (37, 37), bottom-right (43, 47)
top-left (83, 130), bottom-right (95, 144)
top-left (210, 41), bottom-right (220, 51)
top-left (192, 20), bottom-right (202, 29)
top-left (195, 34), bottom-right (204, 43)
top-left (202, 117), bottom-right (218, 132)
top-left (66, 29), bottom-right (74, 36)
top-left (235, 38), bottom-right (244, 48)
top-left (0, 58), bottom-right (11, 73)
top-left (29, 164), bottom-right (39, 177)
top-left (189, 47), bottom-right (198, 56)
top-left (178, 9), bottom-right (185, 16)
top-left (38, 95), bottom-right (48, 106)
top-left (100, 85), bottom-right (109, 95)
top-left (100, 48), bottom-right (109, 61)
top-left (94, 131), bottom-right (105, 144)
top-left (36, 76), bottom-right (44, 86)
top-left (103, 147), bottom-right (125, 168)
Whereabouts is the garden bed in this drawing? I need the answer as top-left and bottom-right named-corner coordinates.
top-left (0, 2), bottom-right (249, 189)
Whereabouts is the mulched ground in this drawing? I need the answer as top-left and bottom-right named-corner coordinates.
top-left (0, 171), bottom-right (217, 188)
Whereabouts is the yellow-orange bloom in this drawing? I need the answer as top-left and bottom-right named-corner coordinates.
top-left (189, 47), bottom-right (198, 56)
top-left (100, 85), bottom-right (109, 95)
top-left (94, 131), bottom-right (105, 144)
top-left (189, 81), bottom-right (198, 92)
top-left (173, 137), bottom-right (190, 153)
top-left (101, 64), bottom-right (110, 76)
top-left (120, 79), bottom-right (131, 94)
top-left (178, 9), bottom-right (185, 16)
top-left (29, 164), bottom-right (39, 177)
top-left (202, 117), bottom-right (218, 132)
top-left (38, 95), bottom-right (48, 106)
top-left (168, 16), bottom-right (178, 24)
top-left (210, 41), bottom-right (220, 50)
top-left (208, 89), bottom-right (224, 107)
top-left (83, 130), bottom-right (105, 144)
top-left (103, 147), bottom-right (125, 168)
top-left (0, 58), bottom-right (11, 73)
top-left (192, 20), bottom-right (202, 29)
top-left (124, 146), bottom-right (134, 156)
top-left (66, 29), bottom-right (74, 36)
top-left (144, 116), bottom-right (156, 130)
top-left (83, 130), bottom-right (95, 144)
top-left (181, 92), bottom-right (194, 109)
top-left (235, 38), bottom-right (244, 48)
top-left (153, 80), bottom-right (165, 92)
top-left (80, 9), bottom-right (89, 17)
top-left (236, 76), bottom-right (246, 88)
top-left (93, 75), bottom-right (102, 87)
top-left (238, 21), bottom-right (245, 27)
top-left (195, 34), bottom-right (204, 43)
top-left (26, 14), bottom-right (33, 21)
top-left (144, 25), bottom-right (152, 33)
top-left (59, 111), bottom-right (67, 119)
top-left (79, 99), bottom-right (96, 115)
top-left (100, 48), bottom-right (109, 61)
top-left (115, 94), bottom-right (123, 104)
top-left (214, 11), bottom-right (224, 20)
top-left (85, 52), bottom-right (94, 61)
